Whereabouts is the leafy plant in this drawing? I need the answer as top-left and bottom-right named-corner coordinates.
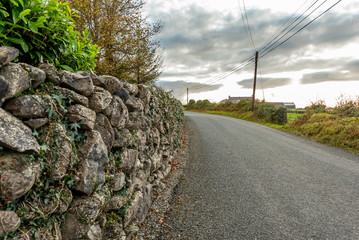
top-left (0, 0), bottom-right (99, 71)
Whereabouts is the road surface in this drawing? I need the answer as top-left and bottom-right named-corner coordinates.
top-left (163, 111), bottom-right (359, 240)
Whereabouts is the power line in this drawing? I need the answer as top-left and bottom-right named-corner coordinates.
top-left (186, 0), bottom-right (343, 98)
top-left (259, 0), bottom-right (325, 56)
top-left (188, 51), bottom-right (256, 89)
top-left (189, 60), bottom-right (254, 91)
top-left (260, 0), bottom-right (342, 59)
top-left (259, 0), bottom-right (313, 53)
top-left (242, 0), bottom-right (256, 50)
top-left (238, 0), bottom-right (256, 50)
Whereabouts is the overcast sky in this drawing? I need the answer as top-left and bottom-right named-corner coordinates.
top-left (145, 0), bottom-right (359, 107)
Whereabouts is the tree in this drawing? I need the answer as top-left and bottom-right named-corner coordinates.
top-left (65, 0), bottom-right (163, 83)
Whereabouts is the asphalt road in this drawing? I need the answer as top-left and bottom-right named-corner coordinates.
top-left (163, 111), bottom-right (359, 240)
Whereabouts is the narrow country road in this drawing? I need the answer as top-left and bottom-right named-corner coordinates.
top-left (163, 111), bottom-right (359, 240)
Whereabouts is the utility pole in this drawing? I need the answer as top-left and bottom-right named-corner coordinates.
top-left (251, 51), bottom-right (259, 111)
top-left (187, 87), bottom-right (189, 105)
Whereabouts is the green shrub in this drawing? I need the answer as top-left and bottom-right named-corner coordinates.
top-left (235, 99), bottom-right (251, 112)
top-left (305, 100), bottom-right (327, 113)
top-left (216, 101), bottom-right (235, 111)
top-left (332, 97), bottom-right (359, 117)
top-left (0, 0), bottom-right (99, 71)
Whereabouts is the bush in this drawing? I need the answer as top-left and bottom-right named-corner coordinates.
top-left (305, 100), bottom-right (327, 113)
top-left (216, 101), bottom-right (235, 111)
top-left (332, 97), bottom-right (359, 117)
top-left (236, 99), bottom-right (252, 112)
top-left (0, 0), bottom-right (99, 71)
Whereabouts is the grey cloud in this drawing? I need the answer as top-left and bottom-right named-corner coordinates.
top-left (300, 59), bottom-right (359, 84)
top-left (148, 2), bottom-right (359, 86)
top-left (155, 80), bottom-right (222, 102)
top-left (301, 71), bottom-right (356, 85)
top-left (238, 78), bottom-right (291, 89)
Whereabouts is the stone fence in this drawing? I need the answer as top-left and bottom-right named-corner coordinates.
top-left (0, 47), bottom-right (184, 239)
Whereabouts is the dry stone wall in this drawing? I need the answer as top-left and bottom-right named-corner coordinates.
top-left (0, 47), bottom-right (184, 239)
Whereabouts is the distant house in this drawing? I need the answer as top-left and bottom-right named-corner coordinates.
top-left (269, 102), bottom-right (296, 109)
top-left (220, 96), bottom-right (296, 109)
top-left (220, 96), bottom-right (252, 103)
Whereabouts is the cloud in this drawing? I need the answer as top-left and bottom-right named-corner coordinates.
top-left (238, 78), bottom-right (291, 89)
top-left (155, 80), bottom-right (222, 102)
top-left (147, 1), bottom-right (359, 87)
top-left (301, 59), bottom-right (359, 84)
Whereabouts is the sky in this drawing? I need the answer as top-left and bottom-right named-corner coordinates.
top-left (144, 0), bottom-right (359, 108)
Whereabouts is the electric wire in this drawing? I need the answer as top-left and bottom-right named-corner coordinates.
top-left (188, 51), bottom-right (255, 89)
top-left (259, 0), bottom-right (326, 56)
top-left (237, 0), bottom-right (256, 50)
top-left (242, 0), bottom-right (256, 50)
top-left (189, 60), bottom-right (254, 91)
top-left (259, 0), bottom-right (312, 53)
top-left (260, 0), bottom-right (342, 59)
top-left (188, 0), bottom-right (342, 96)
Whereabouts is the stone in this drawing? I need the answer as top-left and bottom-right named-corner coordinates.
top-left (67, 104), bottom-right (96, 130)
top-left (19, 63), bottom-right (46, 89)
top-left (126, 112), bottom-right (148, 130)
top-left (103, 96), bottom-right (129, 129)
top-left (87, 224), bottom-right (102, 240)
top-left (124, 191), bottom-right (143, 227)
top-left (1, 168), bottom-right (37, 202)
top-left (0, 211), bottom-right (21, 235)
top-left (125, 96), bottom-right (143, 112)
top-left (120, 149), bottom-right (139, 173)
top-left (69, 199), bottom-right (101, 222)
top-left (112, 129), bottom-right (133, 149)
top-left (99, 75), bottom-right (122, 93)
top-left (127, 177), bottom-right (144, 196)
top-left (57, 87), bottom-right (89, 107)
top-left (89, 86), bottom-right (112, 112)
top-left (59, 70), bottom-right (94, 96)
top-left (75, 130), bottom-right (109, 195)
top-left (138, 84), bottom-right (152, 106)
top-left (114, 88), bottom-right (130, 102)
top-left (4, 95), bottom-right (50, 119)
top-left (124, 225), bottom-right (139, 240)
top-left (123, 82), bottom-right (138, 96)
top-left (0, 46), bottom-right (19, 68)
top-left (0, 76), bottom-right (9, 106)
top-left (90, 72), bottom-right (106, 88)
top-left (23, 118), bottom-right (48, 129)
top-left (151, 127), bottom-right (161, 147)
top-left (0, 63), bottom-right (31, 101)
top-left (0, 108), bottom-right (40, 153)
top-left (112, 172), bottom-right (126, 191)
top-left (94, 113), bottom-right (115, 152)
top-left (39, 63), bottom-right (60, 85)
top-left (133, 129), bottom-right (147, 150)
top-left (150, 152), bottom-right (162, 173)
top-left (41, 123), bottom-right (73, 180)
top-left (0, 152), bottom-right (40, 202)
top-left (105, 195), bottom-right (128, 211)
top-left (61, 199), bottom-right (101, 240)
top-left (103, 223), bottom-right (126, 240)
